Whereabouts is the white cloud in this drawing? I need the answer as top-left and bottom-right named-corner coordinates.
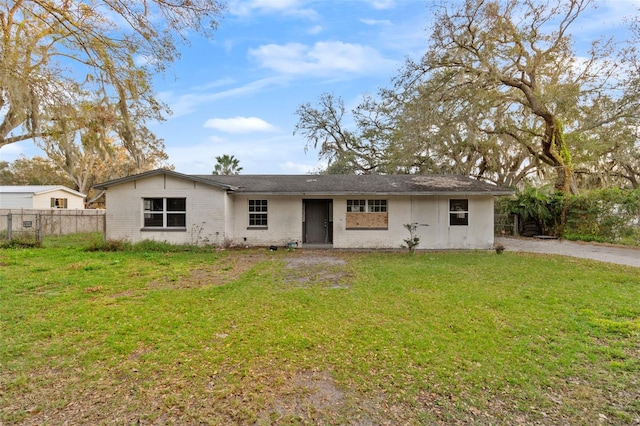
top-left (249, 41), bottom-right (397, 76)
top-left (308, 25), bottom-right (323, 34)
top-left (360, 18), bottom-right (392, 26)
top-left (229, 0), bottom-right (317, 18)
top-left (0, 140), bottom-right (39, 163)
top-left (278, 160), bottom-right (323, 174)
top-left (364, 0), bottom-right (396, 10)
top-left (158, 77), bottom-right (286, 117)
top-left (203, 116), bottom-right (279, 133)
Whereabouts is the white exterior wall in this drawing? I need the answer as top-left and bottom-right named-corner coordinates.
top-left (331, 195), bottom-right (494, 249)
top-left (33, 190), bottom-right (85, 209)
top-left (228, 195), bottom-right (303, 247)
top-left (410, 195), bottom-right (494, 249)
top-left (332, 196), bottom-right (413, 249)
top-left (0, 193), bottom-right (35, 208)
top-left (104, 174), bottom-right (228, 245)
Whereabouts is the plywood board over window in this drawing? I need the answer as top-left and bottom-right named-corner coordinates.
top-left (346, 212), bottom-right (388, 229)
top-left (346, 199), bottom-right (388, 229)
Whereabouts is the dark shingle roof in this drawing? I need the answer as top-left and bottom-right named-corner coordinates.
top-left (95, 169), bottom-right (513, 195)
top-left (193, 174), bottom-right (513, 195)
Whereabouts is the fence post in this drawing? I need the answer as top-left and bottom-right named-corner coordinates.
top-left (7, 212), bottom-right (12, 241)
top-left (35, 213), bottom-right (42, 244)
top-left (513, 214), bottom-right (519, 236)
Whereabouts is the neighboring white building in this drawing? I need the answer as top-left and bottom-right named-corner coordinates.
top-left (95, 169), bottom-right (513, 249)
top-left (0, 186), bottom-right (86, 209)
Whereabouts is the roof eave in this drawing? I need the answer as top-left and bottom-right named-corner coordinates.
top-left (94, 169), bottom-right (234, 191)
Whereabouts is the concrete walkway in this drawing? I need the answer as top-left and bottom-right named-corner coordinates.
top-left (495, 237), bottom-right (640, 268)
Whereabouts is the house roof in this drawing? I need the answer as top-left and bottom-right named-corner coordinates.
top-left (95, 169), bottom-right (513, 196)
top-left (195, 174), bottom-right (513, 195)
top-left (0, 185), bottom-right (86, 197)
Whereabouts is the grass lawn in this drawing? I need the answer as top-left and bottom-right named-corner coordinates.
top-left (1, 234), bottom-right (639, 424)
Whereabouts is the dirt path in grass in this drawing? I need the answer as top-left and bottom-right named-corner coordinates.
top-left (495, 236), bottom-right (640, 268)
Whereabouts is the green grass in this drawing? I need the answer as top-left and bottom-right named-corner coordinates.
top-left (1, 236), bottom-right (639, 424)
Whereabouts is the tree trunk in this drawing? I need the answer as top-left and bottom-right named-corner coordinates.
top-left (541, 118), bottom-right (574, 233)
top-left (541, 117), bottom-right (575, 195)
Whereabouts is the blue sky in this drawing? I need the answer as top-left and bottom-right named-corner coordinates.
top-left (154, 0), bottom-right (430, 174)
top-left (1, 0), bottom-right (638, 174)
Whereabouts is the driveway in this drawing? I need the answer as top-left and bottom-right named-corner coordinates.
top-left (495, 237), bottom-right (640, 268)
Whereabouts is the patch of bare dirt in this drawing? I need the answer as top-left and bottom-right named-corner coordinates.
top-left (283, 252), bottom-right (353, 289)
top-left (148, 252), bottom-right (267, 290)
top-left (256, 370), bottom-right (347, 423)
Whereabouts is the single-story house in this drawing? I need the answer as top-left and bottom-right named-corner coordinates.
top-left (95, 169), bottom-right (513, 250)
top-left (0, 185), bottom-right (86, 209)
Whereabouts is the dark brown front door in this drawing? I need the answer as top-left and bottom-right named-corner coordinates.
top-left (304, 199), bottom-right (332, 244)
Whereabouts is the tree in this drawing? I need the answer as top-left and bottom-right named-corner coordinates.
top-left (385, 75), bottom-right (540, 187)
top-left (213, 155), bottom-right (243, 175)
top-left (0, 156), bottom-right (72, 186)
top-left (296, 1), bottom-right (640, 191)
top-left (400, 0), bottom-right (640, 194)
top-left (38, 99), bottom-right (171, 206)
top-left (1, 0), bottom-right (225, 149)
top-left (294, 93), bottom-right (392, 174)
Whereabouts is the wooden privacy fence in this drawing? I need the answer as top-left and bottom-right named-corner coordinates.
top-left (0, 209), bottom-right (105, 243)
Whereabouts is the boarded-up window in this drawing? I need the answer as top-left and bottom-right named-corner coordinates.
top-left (346, 200), bottom-right (388, 229)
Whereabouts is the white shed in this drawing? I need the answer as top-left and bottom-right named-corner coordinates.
top-left (0, 186), bottom-right (86, 209)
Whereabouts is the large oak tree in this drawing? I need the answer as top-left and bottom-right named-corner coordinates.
top-left (1, 0), bottom-right (225, 156)
top-left (400, 0), bottom-right (639, 193)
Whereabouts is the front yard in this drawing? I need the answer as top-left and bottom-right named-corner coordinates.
top-left (1, 237), bottom-right (639, 424)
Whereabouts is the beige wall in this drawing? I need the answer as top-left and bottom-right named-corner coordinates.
top-left (104, 174), bottom-right (228, 245)
top-left (0, 189), bottom-right (85, 209)
top-left (33, 189), bottom-right (85, 209)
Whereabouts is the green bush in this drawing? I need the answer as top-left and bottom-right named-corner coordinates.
top-left (501, 186), bottom-right (564, 236)
top-left (0, 236), bottom-right (41, 249)
top-left (564, 188), bottom-right (640, 245)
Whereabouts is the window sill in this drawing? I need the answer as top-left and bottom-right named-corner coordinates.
top-left (141, 227), bottom-right (187, 232)
top-left (346, 227), bottom-right (388, 231)
top-left (247, 226), bottom-right (268, 230)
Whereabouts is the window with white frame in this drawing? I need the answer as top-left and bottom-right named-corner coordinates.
top-left (367, 199), bottom-right (387, 212)
top-left (143, 198), bottom-right (186, 229)
top-left (248, 199), bottom-right (268, 227)
top-left (347, 199), bottom-right (387, 213)
top-left (449, 199), bottom-right (469, 226)
top-left (346, 199), bottom-right (366, 212)
top-left (50, 198), bottom-right (68, 208)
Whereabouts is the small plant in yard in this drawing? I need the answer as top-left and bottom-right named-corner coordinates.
top-left (402, 223), bottom-right (422, 253)
top-left (495, 243), bottom-right (505, 254)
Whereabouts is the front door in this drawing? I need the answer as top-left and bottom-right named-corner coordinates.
top-left (304, 199), bottom-right (332, 244)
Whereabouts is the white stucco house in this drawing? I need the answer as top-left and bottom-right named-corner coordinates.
top-left (94, 169), bottom-right (513, 250)
top-left (0, 186), bottom-right (86, 209)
